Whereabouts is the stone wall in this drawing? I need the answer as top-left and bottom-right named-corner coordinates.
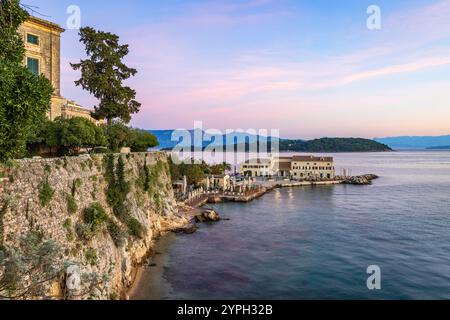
top-left (0, 152), bottom-right (188, 299)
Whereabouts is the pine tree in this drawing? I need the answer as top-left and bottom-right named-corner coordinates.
top-left (71, 27), bottom-right (141, 124)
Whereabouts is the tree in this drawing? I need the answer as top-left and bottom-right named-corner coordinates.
top-left (104, 122), bottom-right (131, 152)
top-left (58, 117), bottom-right (107, 154)
top-left (129, 129), bottom-right (158, 152)
top-left (29, 117), bottom-right (107, 156)
top-left (71, 27), bottom-right (141, 124)
top-left (0, 231), bottom-right (63, 299)
top-left (0, 0), bottom-right (53, 161)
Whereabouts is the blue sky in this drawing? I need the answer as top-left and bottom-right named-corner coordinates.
top-left (25, 0), bottom-right (450, 138)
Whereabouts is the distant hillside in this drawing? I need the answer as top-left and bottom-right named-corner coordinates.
top-left (149, 129), bottom-right (264, 149)
top-left (280, 138), bottom-right (392, 152)
top-left (148, 130), bottom-right (391, 152)
top-left (374, 135), bottom-right (450, 149)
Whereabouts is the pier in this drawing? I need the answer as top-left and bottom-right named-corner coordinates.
top-left (180, 175), bottom-right (378, 206)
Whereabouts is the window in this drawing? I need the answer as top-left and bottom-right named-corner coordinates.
top-left (27, 34), bottom-right (39, 45)
top-left (27, 57), bottom-right (39, 76)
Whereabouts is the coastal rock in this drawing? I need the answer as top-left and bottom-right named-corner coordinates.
top-left (173, 224), bottom-right (198, 234)
top-left (195, 210), bottom-right (221, 223)
top-left (344, 174), bottom-right (379, 185)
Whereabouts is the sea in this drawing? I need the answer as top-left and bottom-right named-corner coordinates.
top-left (131, 151), bottom-right (450, 300)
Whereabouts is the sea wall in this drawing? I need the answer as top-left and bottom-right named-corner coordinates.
top-left (0, 152), bottom-right (188, 299)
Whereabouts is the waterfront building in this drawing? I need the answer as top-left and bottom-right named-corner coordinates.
top-left (240, 158), bottom-right (274, 177)
top-left (240, 155), bottom-right (335, 180)
top-left (18, 16), bottom-right (101, 124)
top-left (290, 156), bottom-right (335, 180)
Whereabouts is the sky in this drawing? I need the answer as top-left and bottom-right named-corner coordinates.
top-left (25, 0), bottom-right (450, 139)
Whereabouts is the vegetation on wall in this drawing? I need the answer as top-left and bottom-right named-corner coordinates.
top-left (104, 154), bottom-right (145, 240)
top-left (84, 203), bottom-right (108, 233)
top-left (38, 178), bottom-right (54, 207)
top-left (66, 193), bottom-right (78, 215)
top-left (84, 248), bottom-right (98, 266)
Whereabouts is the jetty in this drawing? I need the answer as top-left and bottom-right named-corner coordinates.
top-left (180, 174), bottom-right (379, 206)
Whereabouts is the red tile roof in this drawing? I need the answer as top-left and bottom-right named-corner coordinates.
top-left (292, 156), bottom-right (333, 162)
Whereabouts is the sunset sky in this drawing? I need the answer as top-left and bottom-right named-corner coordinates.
top-left (27, 0), bottom-right (450, 139)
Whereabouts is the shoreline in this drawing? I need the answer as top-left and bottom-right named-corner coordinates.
top-left (127, 174), bottom-right (378, 300)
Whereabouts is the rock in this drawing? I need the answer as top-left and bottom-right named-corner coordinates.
top-left (204, 210), bottom-right (221, 222)
top-left (344, 174), bottom-right (379, 185)
top-left (194, 210), bottom-right (221, 223)
top-left (173, 223), bottom-right (198, 234)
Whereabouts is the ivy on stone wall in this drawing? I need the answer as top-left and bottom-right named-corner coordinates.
top-left (103, 154), bottom-right (144, 240)
top-left (38, 178), bottom-right (54, 207)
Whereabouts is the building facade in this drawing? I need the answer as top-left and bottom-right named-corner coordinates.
top-left (240, 158), bottom-right (274, 177)
top-left (291, 156), bottom-right (335, 180)
top-left (18, 16), bottom-right (100, 123)
top-left (240, 155), bottom-right (335, 180)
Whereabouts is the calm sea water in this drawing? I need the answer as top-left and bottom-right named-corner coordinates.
top-left (137, 151), bottom-right (450, 300)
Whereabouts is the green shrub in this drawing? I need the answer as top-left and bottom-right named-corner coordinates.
top-left (38, 178), bottom-right (54, 207)
top-left (107, 220), bottom-right (126, 247)
top-left (85, 248), bottom-right (98, 266)
top-left (44, 164), bottom-right (52, 174)
top-left (66, 193), bottom-right (78, 214)
top-left (76, 222), bottom-right (94, 242)
top-left (126, 217), bottom-right (144, 239)
top-left (63, 218), bottom-right (75, 241)
top-left (71, 178), bottom-right (82, 196)
top-left (84, 203), bottom-right (108, 232)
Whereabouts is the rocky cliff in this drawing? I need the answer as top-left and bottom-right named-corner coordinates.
top-left (0, 152), bottom-right (188, 300)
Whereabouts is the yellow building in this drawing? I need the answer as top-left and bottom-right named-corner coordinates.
top-left (18, 16), bottom-right (101, 124)
top-left (240, 158), bottom-right (273, 177)
top-left (291, 156), bottom-right (335, 180)
top-left (240, 155), bottom-right (335, 180)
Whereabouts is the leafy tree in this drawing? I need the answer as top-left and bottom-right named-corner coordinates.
top-left (103, 123), bottom-right (158, 152)
top-left (29, 117), bottom-right (107, 155)
top-left (0, 0), bottom-right (53, 161)
top-left (104, 122), bottom-right (131, 152)
top-left (210, 162), bottom-right (232, 175)
top-left (58, 117), bottom-right (107, 154)
top-left (129, 129), bottom-right (158, 152)
top-left (71, 27), bottom-right (141, 124)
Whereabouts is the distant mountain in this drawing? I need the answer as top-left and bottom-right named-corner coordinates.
top-left (148, 130), bottom-right (391, 152)
top-left (280, 138), bottom-right (391, 152)
top-left (149, 129), bottom-right (268, 150)
top-left (374, 135), bottom-right (450, 149)
top-left (426, 145), bottom-right (450, 150)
